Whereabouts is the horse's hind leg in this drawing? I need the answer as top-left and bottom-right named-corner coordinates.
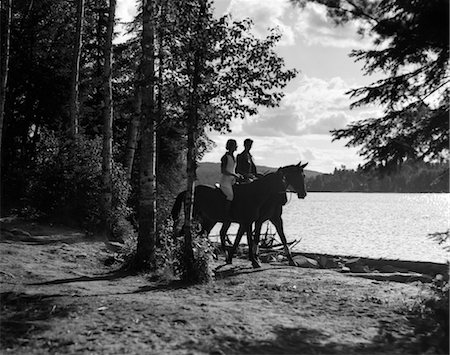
top-left (225, 225), bottom-right (245, 264)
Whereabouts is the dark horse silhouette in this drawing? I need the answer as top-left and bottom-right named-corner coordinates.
top-left (171, 162), bottom-right (308, 268)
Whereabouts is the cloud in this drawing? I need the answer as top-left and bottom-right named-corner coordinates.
top-left (239, 75), bottom-right (359, 137)
top-left (114, 0), bottom-right (138, 43)
top-left (225, 0), bottom-right (372, 49)
top-left (116, 0), bottom-right (137, 22)
top-left (242, 104), bottom-right (302, 136)
top-left (227, 0), bottom-right (298, 46)
top-left (293, 3), bottom-right (372, 49)
top-left (301, 112), bottom-right (349, 134)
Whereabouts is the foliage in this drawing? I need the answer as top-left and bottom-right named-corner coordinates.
top-left (407, 276), bottom-right (449, 354)
top-left (404, 228), bottom-right (449, 354)
top-left (293, 0), bottom-right (449, 171)
top-left (169, 7), bottom-right (298, 136)
top-left (174, 224), bottom-right (214, 284)
top-left (26, 130), bottom-right (133, 240)
top-left (122, 218), bottom-right (213, 282)
top-left (120, 217), bottom-right (178, 277)
top-left (0, 0), bottom-right (114, 212)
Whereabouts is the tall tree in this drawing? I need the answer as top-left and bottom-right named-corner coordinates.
top-left (0, 0), bottom-right (12, 163)
top-left (101, 0), bottom-right (116, 238)
top-left (135, 0), bottom-right (157, 268)
top-left (293, 0), bottom-right (449, 171)
top-left (170, 1), bottom-right (297, 281)
top-left (69, 0), bottom-right (85, 139)
top-left (181, 0), bottom-right (208, 282)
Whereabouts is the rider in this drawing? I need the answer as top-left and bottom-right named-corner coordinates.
top-left (220, 139), bottom-right (242, 220)
top-left (236, 138), bottom-right (257, 182)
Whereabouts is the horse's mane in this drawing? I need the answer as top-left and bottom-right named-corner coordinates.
top-left (235, 171), bottom-right (281, 193)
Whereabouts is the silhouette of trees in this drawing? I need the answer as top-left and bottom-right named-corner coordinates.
top-left (307, 162), bottom-right (449, 192)
top-left (293, 0), bottom-right (449, 171)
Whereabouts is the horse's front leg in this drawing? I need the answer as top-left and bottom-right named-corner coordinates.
top-left (219, 221), bottom-right (232, 252)
top-left (225, 225), bottom-right (245, 264)
top-left (247, 224), bottom-right (261, 269)
top-left (271, 216), bottom-right (296, 266)
top-left (253, 221), bottom-right (263, 263)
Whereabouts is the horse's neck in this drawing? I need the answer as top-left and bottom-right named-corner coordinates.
top-left (247, 173), bottom-right (283, 197)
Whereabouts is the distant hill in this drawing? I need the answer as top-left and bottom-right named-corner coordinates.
top-left (197, 162), bottom-right (322, 186)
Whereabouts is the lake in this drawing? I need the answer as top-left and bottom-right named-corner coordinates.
top-left (209, 193), bottom-right (450, 263)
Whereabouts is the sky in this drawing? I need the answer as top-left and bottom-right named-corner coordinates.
top-left (116, 0), bottom-right (384, 173)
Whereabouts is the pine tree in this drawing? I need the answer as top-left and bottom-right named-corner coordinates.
top-left (135, 0), bottom-right (158, 268)
top-left (69, 0), bottom-right (85, 139)
top-left (294, 0), bottom-right (449, 171)
top-left (101, 0), bottom-right (116, 239)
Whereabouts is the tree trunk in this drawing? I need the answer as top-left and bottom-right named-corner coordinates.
top-left (183, 108), bottom-right (197, 279)
top-left (183, 0), bottom-right (207, 282)
top-left (101, 0), bottom-right (116, 239)
top-left (135, 0), bottom-right (157, 268)
top-left (0, 0), bottom-right (12, 163)
top-left (69, 0), bottom-right (85, 139)
top-left (124, 84), bottom-right (141, 181)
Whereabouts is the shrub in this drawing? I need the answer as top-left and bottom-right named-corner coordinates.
top-left (26, 130), bottom-right (134, 241)
top-left (407, 230), bottom-right (449, 354)
top-left (408, 277), bottom-right (449, 354)
top-left (174, 222), bottom-right (214, 284)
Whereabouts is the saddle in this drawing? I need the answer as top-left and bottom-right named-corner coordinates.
top-left (214, 183), bottom-right (227, 200)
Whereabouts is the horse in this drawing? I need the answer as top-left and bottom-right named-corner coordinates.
top-left (171, 162), bottom-right (308, 268)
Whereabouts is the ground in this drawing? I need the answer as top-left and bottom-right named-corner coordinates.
top-left (0, 219), bottom-right (445, 354)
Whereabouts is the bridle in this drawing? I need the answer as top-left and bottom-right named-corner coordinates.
top-left (278, 167), bottom-right (305, 195)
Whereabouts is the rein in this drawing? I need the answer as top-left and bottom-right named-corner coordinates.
top-left (278, 169), bottom-right (290, 194)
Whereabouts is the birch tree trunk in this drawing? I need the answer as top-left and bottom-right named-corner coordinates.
top-left (101, 0), bottom-right (116, 239)
top-left (69, 0), bottom-right (84, 139)
top-left (183, 0), bottom-right (207, 282)
top-left (135, 0), bottom-right (157, 268)
top-left (0, 0), bottom-right (12, 162)
top-left (124, 84), bottom-right (141, 181)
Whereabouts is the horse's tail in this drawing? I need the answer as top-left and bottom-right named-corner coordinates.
top-left (171, 190), bottom-right (186, 221)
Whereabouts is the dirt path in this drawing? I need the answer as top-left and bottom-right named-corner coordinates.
top-left (0, 221), bottom-right (436, 354)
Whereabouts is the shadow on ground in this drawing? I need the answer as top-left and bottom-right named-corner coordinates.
top-left (188, 324), bottom-right (413, 355)
top-left (28, 270), bottom-right (131, 286)
top-left (213, 263), bottom-right (290, 279)
top-left (0, 292), bottom-right (77, 349)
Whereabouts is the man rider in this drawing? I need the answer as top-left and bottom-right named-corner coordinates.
top-left (236, 138), bottom-right (257, 182)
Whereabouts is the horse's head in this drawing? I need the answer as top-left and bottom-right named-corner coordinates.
top-left (279, 162), bottom-right (308, 199)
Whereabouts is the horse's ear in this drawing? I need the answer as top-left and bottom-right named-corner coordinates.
top-left (300, 162), bottom-right (308, 169)
top-left (297, 161), bottom-right (302, 167)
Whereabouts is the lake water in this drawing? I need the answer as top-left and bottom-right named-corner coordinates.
top-left (209, 193), bottom-right (450, 263)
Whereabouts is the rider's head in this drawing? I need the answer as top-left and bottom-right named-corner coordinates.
top-left (244, 138), bottom-right (253, 151)
top-left (226, 139), bottom-right (237, 152)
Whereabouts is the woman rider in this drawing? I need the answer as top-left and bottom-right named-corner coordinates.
top-left (220, 139), bottom-right (242, 220)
